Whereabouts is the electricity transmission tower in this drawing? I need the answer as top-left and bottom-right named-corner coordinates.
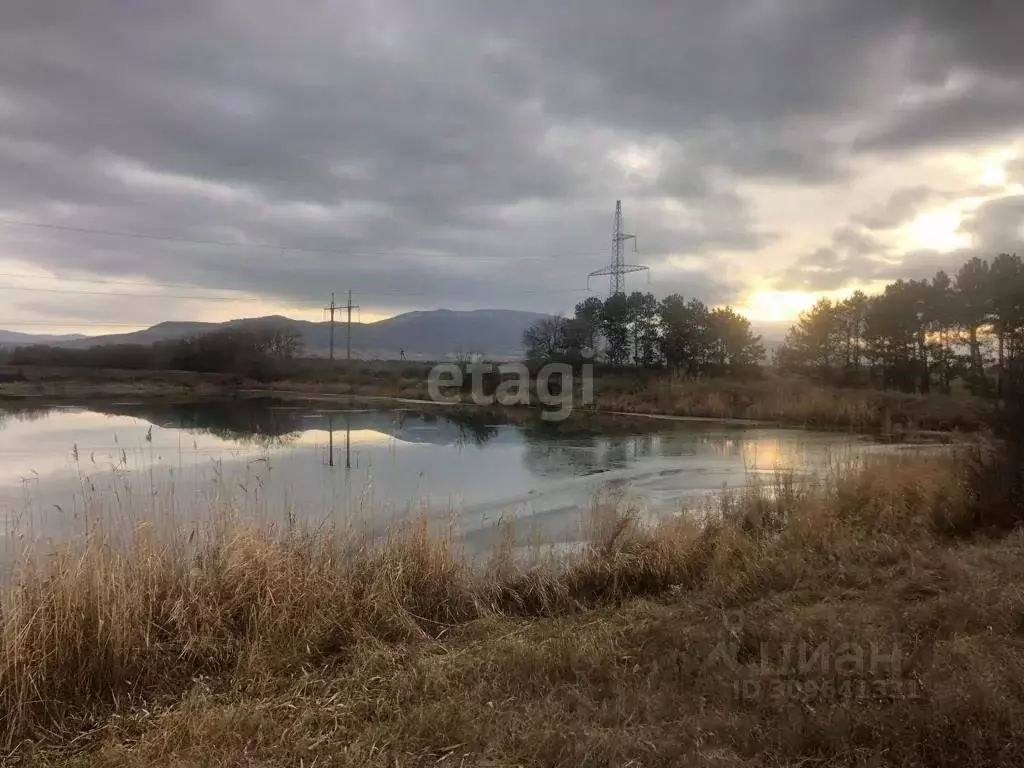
top-left (588, 200), bottom-right (649, 297)
top-left (324, 290), bottom-right (360, 361)
top-left (345, 289), bottom-right (359, 362)
top-left (324, 293), bottom-right (337, 360)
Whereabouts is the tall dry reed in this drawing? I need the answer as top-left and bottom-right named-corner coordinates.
top-left (5, 449), bottom-right (1024, 766)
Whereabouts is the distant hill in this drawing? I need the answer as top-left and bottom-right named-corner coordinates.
top-left (15, 309), bottom-right (552, 361)
top-left (2, 311), bottom-right (794, 362)
top-left (0, 330), bottom-right (87, 346)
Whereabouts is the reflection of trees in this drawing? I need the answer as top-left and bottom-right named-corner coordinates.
top-left (515, 413), bottom-right (758, 481)
top-left (372, 408), bottom-right (500, 447)
top-left (167, 399), bottom-right (305, 448)
top-left (84, 399), bottom-right (507, 448)
top-left (89, 398), bottom-right (306, 448)
top-left (519, 415), bottom-right (668, 479)
top-left (8, 401), bottom-right (713, 470)
top-left (521, 435), bottom-right (600, 478)
top-left (439, 409), bottom-right (500, 447)
top-left (0, 404), bottom-right (57, 431)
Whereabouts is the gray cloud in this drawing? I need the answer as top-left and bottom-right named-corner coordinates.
top-left (773, 226), bottom-right (890, 291)
top-left (958, 195), bottom-right (1024, 254)
top-left (1005, 158), bottom-right (1024, 185)
top-left (854, 186), bottom-right (945, 230)
top-left (854, 77), bottom-right (1024, 153)
top-left (774, 240), bottom-right (981, 292)
top-left (1, 0), bottom-right (1024, 327)
top-left (776, 191), bottom-right (1024, 293)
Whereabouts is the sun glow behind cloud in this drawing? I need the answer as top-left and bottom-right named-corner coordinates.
top-left (737, 145), bottom-right (1024, 324)
top-left (735, 283), bottom-right (881, 324)
top-left (735, 290), bottom-right (821, 323)
top-left (901, 205), bottom-right (971, 252)
top-left (895, 147), bottom-right (1022, 254)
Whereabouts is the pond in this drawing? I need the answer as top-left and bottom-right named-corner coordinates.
top-left (0, 397), bottom-right (936, 556)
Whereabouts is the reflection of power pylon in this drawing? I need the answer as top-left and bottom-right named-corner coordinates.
top-left (327, 413), bottom-right (334, 467)
top-left (325, 413), bottom-right (353, 469)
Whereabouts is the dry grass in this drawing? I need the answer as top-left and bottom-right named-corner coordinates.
top-left (268, 369), bottom-right (990, 434)
top-left (4, 363), bottom-right (991, 436)
top-left (594, 373), bottom-right (990, 433)
top-left (3, 449), bottom-right (1024, 766)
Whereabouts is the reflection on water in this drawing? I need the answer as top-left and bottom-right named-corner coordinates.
top-left (0, 398), bottom-right (930, 554)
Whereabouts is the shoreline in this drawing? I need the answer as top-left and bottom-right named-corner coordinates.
top-left (0, 365), bottom-right (989, 438)
top-left (0, 388), bottom-right (966, 446)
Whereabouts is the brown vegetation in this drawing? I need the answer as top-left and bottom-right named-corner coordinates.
top-left (0, 365), bottom-right (237, 401)
top-left (261, 368), bottom-right (992, 434)
top-left (0, 362), bottom-right (994, 436)
top-left (593, 372), bottom-right (991, 433)
top-left (3, 447), bottom-right (1023, 766)
top-left (0, 361), bottom-right (434, 403)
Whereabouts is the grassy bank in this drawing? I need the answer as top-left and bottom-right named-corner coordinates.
top-left (0, 365), bottom-right (245, 401)
top-left (1, 363), bottom-right (994, 434)
top-left (592, 372), bottom-right (991, 433)
top-left (3, 448), bottom-right (1024, 766)
top-left (257, 367), bottom-right (992, 433)
top-left (0, 364), bottom-right (991, 442)
top-left (0, 362), bottom-right (433, 404)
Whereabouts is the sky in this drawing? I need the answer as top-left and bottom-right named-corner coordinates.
top-left (0, 0), bottom-right (1023, 336)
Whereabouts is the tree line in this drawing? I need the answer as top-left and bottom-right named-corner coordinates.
top-left (776, 253), bottom-right (1024, 395)
top-left (523, 291), bottom-right (765, 377)
top-left (2, 323), bottom-right (305, 381)
top-left (526, 252), bottom-right (1024, 396)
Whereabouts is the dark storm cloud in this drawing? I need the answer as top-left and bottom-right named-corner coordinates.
top-left (854, 78), bottom-right (1024, 153)
top-left (1, 0), bottom-right (1024, 325)
top-left (848, 0), bottom-right (1024, 153)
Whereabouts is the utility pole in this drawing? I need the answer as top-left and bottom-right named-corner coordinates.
top-left (324, 293), bottom-right (337, 361)
top-left (325, 291), bottom-right (361, 361)
top-left (345, 289), bottom-right (360, 362)
top-left (587, 200), bottom-right (650, 297)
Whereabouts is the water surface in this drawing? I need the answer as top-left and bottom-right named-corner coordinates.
top-left (0, 398), bottom-right (931, 553)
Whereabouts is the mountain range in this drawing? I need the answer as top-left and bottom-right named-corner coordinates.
top-left (0, 309), bottom-right (551, 361)
top-left (1, 309), bottom-right (790, 361)
top-left (0, 330), bottom-right (87, 345)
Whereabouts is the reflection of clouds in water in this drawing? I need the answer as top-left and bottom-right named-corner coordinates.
top-left (288, 428), bottom-right (394, 448)
top-left (0, 410), bottom-right (276, 487)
